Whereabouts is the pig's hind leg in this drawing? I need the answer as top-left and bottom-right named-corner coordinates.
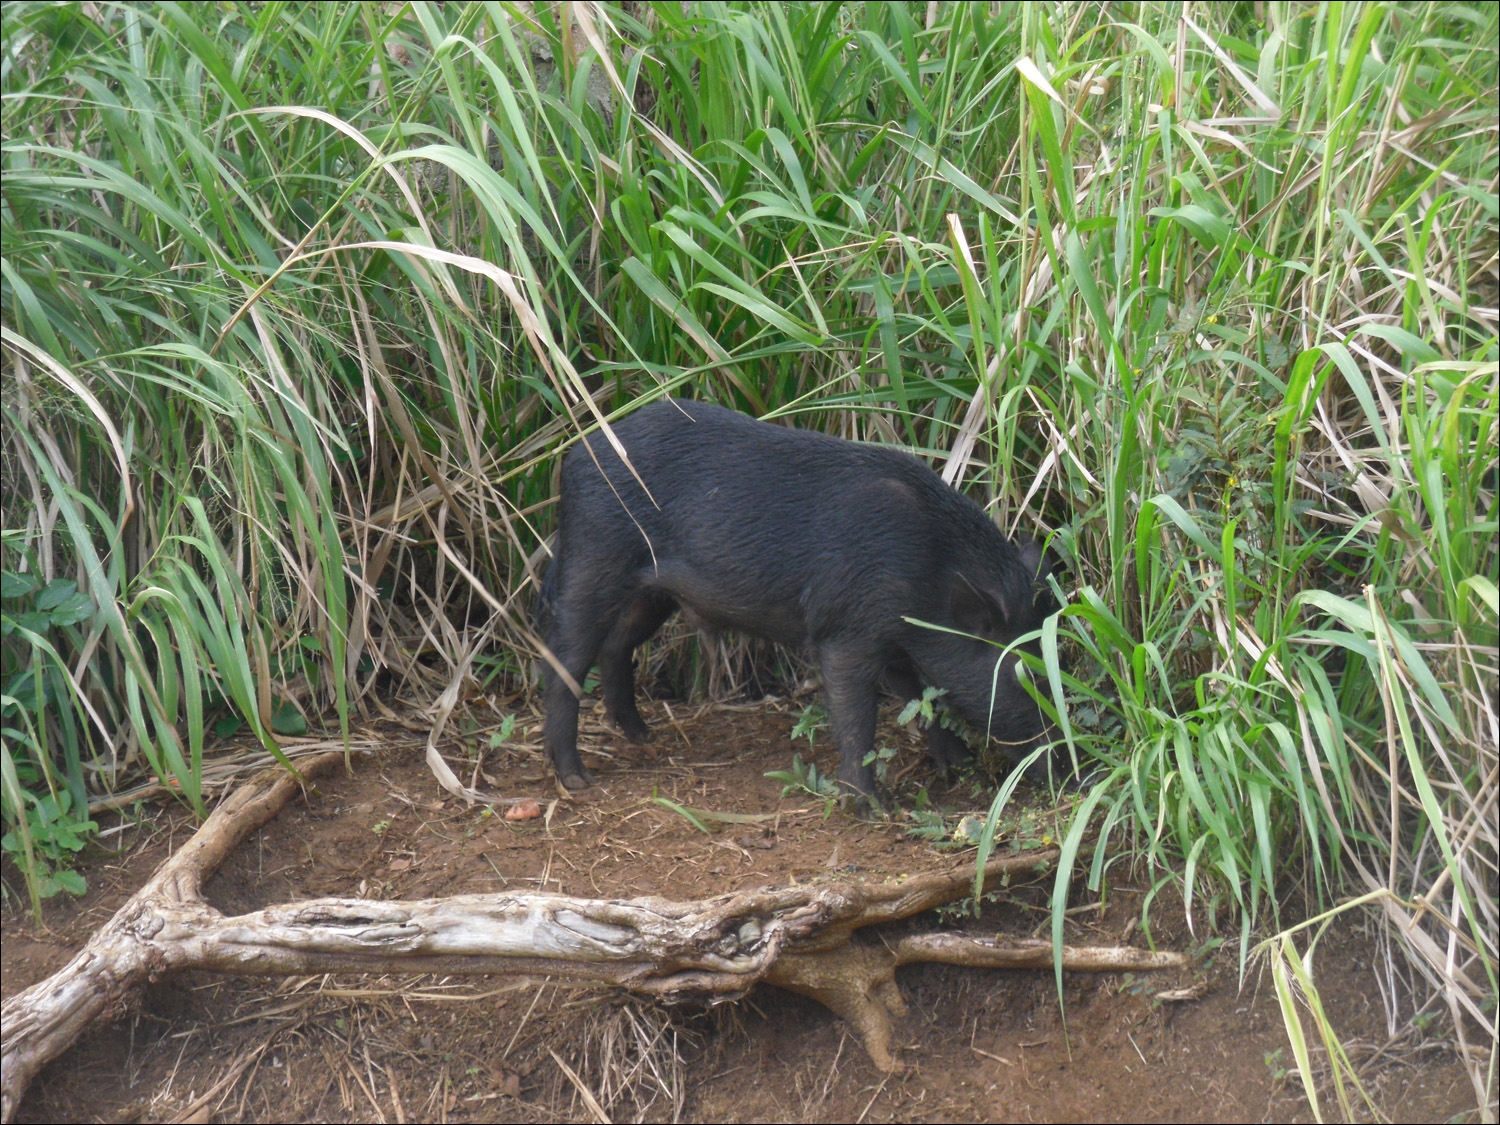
top-left (817, 644), bottom-right (886, 806)
top-left (542, 578), bottom-right (642, 789)
top-left (599, 588), bottom-right (677, 743)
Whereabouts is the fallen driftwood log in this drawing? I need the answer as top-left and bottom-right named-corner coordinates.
top-left (1, 752), bottom-right (1188, 1122)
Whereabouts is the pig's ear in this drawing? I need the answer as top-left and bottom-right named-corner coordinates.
top-left (1019, 538), bottom-right (1060, 611)
top-left (1018, 539), bottom-right (1052, 584)
top-left (950, 572), bottom-right (1006, 636)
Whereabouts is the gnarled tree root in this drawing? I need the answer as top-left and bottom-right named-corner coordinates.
top-left (1, 755), bottom-right (1188, 1121)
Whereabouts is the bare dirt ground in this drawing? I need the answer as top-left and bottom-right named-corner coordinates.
top-left (2, 697), bottom-right (1478, 1123)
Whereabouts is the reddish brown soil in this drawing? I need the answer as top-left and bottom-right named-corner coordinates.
top-left (2, 698), bottom-right (1477, 1123)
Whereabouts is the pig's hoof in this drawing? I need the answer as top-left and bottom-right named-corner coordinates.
top-left (837, 789), bottom-right (886, 821)
top-left (928, 753), bottom-right (968, 775)
top-left (560, 769), bottom-right (595, 790)
top-left (924, 727), bottom-right (972, 772)
top-left (612, 713), bottom-right (652, 743)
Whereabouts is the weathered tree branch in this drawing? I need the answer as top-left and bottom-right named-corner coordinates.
top-left (1, 755), bottom-right (1189, 1121)
top-left (3, 752), bottom-right (351, 1124)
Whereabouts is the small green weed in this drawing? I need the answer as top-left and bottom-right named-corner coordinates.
top-left (488, 713), bottom-right (518, 750)
top-left (1, 564), bottom-right (98, 908)
top-left (905, 811), bottom-right (948, 843)
top-left (1263, 1047), bottom-right (1288, 1082)
top-left (765, 754), bottom-right (840, 817)
top-left (0, 789), bottom-right (93, 898)
top-left (790, 701), bottom-right (828, 749)
top-left (896, 685), bottom-right (947, 728)
top-left (861, 743), bottom-right (898, 784)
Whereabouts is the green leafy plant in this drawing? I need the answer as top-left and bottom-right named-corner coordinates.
top-left (1, 562), bottom-right (99, 910)
top-left (765, 754), bottom-right (841, 818)
top-left (905, 799), bottom-right (951, 844)
top-left (488, 714), bottom-right (519, 750)
top-left (790, 702), bottom-right (828, 750)
top-left (861, 743), bottom-right (899, 786)
top-left (0, 789), bottom-right (94, 900)
top-left (896, 685), bottom-right (948, 729)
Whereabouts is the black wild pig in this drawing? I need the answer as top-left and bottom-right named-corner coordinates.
top-left (538, 399), bottom-right (1056, 800)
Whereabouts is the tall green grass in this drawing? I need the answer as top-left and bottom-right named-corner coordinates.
top-left (2, 2), bottom-right (1494, 1114)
